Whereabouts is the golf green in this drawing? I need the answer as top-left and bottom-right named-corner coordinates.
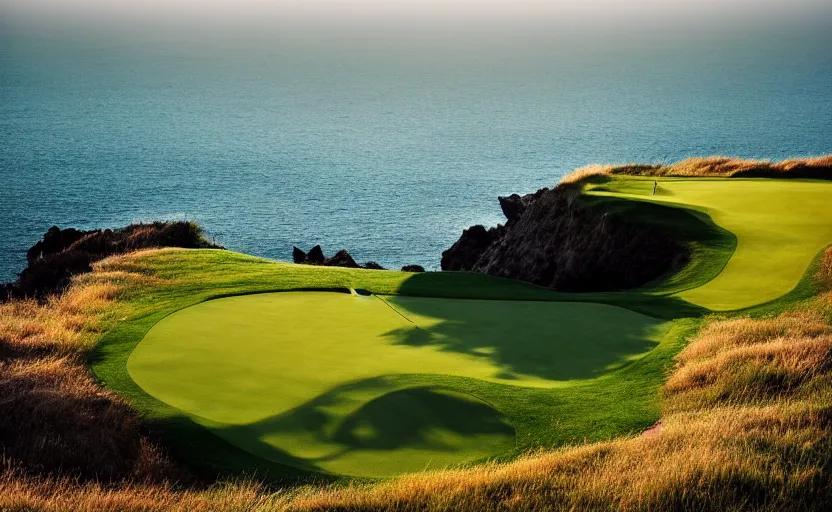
top-left (127, 291), bottom-right (669, 477)
top-left (585, 178), bottom-right (832, 310)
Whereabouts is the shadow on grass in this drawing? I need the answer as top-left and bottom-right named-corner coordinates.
top-left (214, 379), bottom-right (514, 473)
top-left (379, 296), bottom-right (668, 381)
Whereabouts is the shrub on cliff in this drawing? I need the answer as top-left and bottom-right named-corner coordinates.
top-left (4, 222), bottom-right (220, 301)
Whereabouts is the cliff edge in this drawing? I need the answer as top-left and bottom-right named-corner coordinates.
top-left (441, 184), bottom-right (689, 292)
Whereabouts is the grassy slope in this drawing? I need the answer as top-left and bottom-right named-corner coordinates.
top-left (3, 157), bottom-right (831, 510)
top-left (93, 249), bottom-right (692, 481)
top-left (127, 291), bottom-right (670, 477)
top-left (3, 248), bottom-right (828, 511)
top-left (91, 175), bottom-right (832, 482)
top-left (585, 177), bottom-right (832, 310)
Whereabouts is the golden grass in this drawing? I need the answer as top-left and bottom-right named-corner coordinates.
top-left (819, 247), bottom-right (832, 288)
top-left (1, 248), bottom-right (831, 511)
top-left (557, 164), bottom-right (614, 184)
top-left (0, 280), bottom-right (117, 355)
top-left (0, 266), bottom-right (180, 486)
top-left (560, 155), bottom-right (832, 183)
top-left (657, 156), bottom-right (771, 177)
top-left (775, 155), bottom-right (832, 171)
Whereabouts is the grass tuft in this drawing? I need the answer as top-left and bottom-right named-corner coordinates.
top-left (561, 155), bottom-right (832, 184)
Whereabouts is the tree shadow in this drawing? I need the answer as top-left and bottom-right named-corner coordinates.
top-left (380, 297), bottom-right (668, 381)
top-left (330, 387), bottom-right (514, 451)
top-left (214, 378), bottom-right (514, 473)
top-left (379, 187), bottom-right (734, 381)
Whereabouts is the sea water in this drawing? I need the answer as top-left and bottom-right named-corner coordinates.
top-left (1, 27), bottom-right (830, 280)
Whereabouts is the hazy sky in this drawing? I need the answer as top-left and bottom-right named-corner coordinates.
top-left (4, 0), bottom-right (831, 36)
top-left (2, 1), bottom-right (830, 70)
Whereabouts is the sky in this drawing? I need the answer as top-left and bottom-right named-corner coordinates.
top-left (3, 0), bottom-right (831, 38)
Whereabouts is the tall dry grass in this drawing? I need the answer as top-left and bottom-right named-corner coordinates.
top-left (0, 267), bottom-right (179, 486)
top-left (1, 249), bottom-right (831, 511)
top-left (557, 164), bottom-right (615, 184)
top-left (560, 155), bottom-right (832, 183)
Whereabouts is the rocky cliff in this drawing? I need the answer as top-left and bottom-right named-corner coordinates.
top-left (1, 222), bottom-right (220, 301)
top-left (441, 184), bottom-right (689, 292)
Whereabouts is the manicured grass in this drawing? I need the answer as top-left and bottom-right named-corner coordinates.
top-left (127, 291), bottom-right (669, 477)
top-left (91, 175), bottom-right (832, 482)
top-left (585, 177), bottom-right (832, 310)
top-left (93, 248), bottom-right (691, 482)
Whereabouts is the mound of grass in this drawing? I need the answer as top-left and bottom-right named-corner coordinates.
top-left (3, 247), bottom-right (830, 511)
top-left (3, 222), bottom-right (220, 301)
top-left (126, 291), bottom-right (669, 476)
top-left (0, 276), bottom-right (180, 484)
top-left (85, 250), bottom-right (687, 481)
top-left (585, 177), bottom-right (832, 310)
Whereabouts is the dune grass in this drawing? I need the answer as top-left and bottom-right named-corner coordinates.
top-left (562, 155), bottom-right (831, 181)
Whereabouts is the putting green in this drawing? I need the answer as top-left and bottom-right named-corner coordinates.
top-left (586, 178), bottom-right (832, 310)
top-left (127, 291), bottom-right (669, 477)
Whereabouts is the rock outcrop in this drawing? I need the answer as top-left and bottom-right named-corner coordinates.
top-left (442, 184), bottom-right (689, 292)
top-left (497, 188), bottom-right (548, 223)
top-left (292, 245), bottom-right (388, 271)
top-left (3, 222), bottom-right (221, 301)
top-left (325, 249), bottom-right (360, 268)
top-left (306, 245), bottom-right (326, 264)
top-left (293, 246), bottom-right (430, 272)
top-left (292, 246), bottom-right (307, 263)
top-left (441, 225), bottom-right (502, 272)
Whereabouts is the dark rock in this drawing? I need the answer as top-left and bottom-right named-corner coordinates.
top-left (2, 222), bottom-right (221, 302)
top-left (292, 246), bottom-right (307, 263)
top-left (324, 249), bottom-right (360, 268)
top-left (0, 282), bottom-right (17, 301)
top-left (498, 189), bottom-right (548, 223)
top-left (401, 264), bottom-right (425, 273)
top-left (498, 194), bottom-right (523, 222)
top-left (440, 224), bottom-right (500, 271)
top-left (295, 245), bottom-right (379, 270)
top-left (306, 245), bottom-right (326, 264)
top-left (17, 251), bottom-right (94, 299)
top-left (443, 184), bottom-right (690, 292)
top-left (498, 194), bottom-right (525, 222)
top-left (26, 226), bottom-right (89, 264)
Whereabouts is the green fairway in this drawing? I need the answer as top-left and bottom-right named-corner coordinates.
top-left (93, 174), bottom-right (832, 482)
top-left (127, 291), bottom-right (669, 477)
top-left (585, 178), bottom-right (832, 310)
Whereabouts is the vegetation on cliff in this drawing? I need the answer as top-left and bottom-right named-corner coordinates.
top-left (443, 156), bottom-right (832, 294)
top-left (1, 222), bottom-right (220, 301)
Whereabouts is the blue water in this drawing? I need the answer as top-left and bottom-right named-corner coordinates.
top-left (2, 29), bottom-right (831, 281)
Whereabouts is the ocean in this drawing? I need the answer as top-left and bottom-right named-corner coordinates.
top-left (1, 27), bottom-right (830, 281)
